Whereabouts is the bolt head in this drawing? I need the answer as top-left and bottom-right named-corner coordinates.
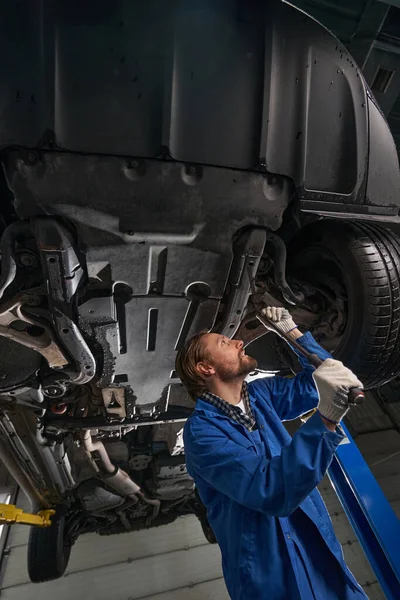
top-left (44, 385), bottom-right (63, 397)
top-left (20, 253), bottom-right (36, 267)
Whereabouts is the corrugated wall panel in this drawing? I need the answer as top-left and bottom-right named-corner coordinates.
top-left (2, 449), bottom-right (395, 600)
top-left (355, 430), bottom-right (400, 518)
top-left (345, 392), bottom-right (393, 434)
top-left (1, 530), bottom-right (226, 600)
top-left (356, 430), bottom-right (400, 463)
top-left (2, 522), bottom-right (211, 588)
top-left (133, 578), bottom-right (229, 600)
top-left (2, 481), bottom-right (386, 600)
top-left (1, 490), bottom-right (228, 600)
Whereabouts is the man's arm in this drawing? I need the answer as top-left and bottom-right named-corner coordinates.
top-left (251, 330), bottom-right (332, 421)
top-left (248, 306), bottom-right (334, 421)
top-left (185, 411), bottom-right (343, 517)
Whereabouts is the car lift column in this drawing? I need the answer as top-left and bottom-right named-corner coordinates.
top-left (329, 425), bottom-right (400, 600)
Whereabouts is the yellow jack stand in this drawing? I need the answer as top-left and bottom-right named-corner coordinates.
top-left (0, 504), bottom-right (54, 527)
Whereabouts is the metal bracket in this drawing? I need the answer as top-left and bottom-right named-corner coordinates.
top-left (0, 294), bottom-right (69, 369)
top-left (34, 218), bottom-right (96, 384)
top-left (218, 229), bottom-right (267, 338)
top-left (102, 387), bottom-right (126, 418)
top-left (0, 503), bottom-right (54, 527)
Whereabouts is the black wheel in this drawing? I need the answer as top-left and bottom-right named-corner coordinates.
top-left (27, 505), bottom-right (72, 583)
top-left (193, 489), bottom-right (217, 544)
top-left (286, 219), bottom-right (400, 389)
top-left (199, 514), bottom-right (218, 544)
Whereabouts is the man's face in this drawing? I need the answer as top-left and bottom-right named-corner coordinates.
top-left (199, 334), bottom-right (257, 382)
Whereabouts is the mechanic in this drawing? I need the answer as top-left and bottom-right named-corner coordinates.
top-left (175, 306), bottom-right (368, 600)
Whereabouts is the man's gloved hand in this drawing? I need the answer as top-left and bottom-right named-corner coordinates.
top-left (261, 306), bottom-right (297, 334)
top-left (313, 359), bottom-right (364, 424)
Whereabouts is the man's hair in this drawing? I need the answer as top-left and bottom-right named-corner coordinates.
top-left (175, 331), bottom-right (210, 400)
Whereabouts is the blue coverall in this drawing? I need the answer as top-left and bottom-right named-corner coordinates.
top-left (184, 332), bottom-right (368, 600)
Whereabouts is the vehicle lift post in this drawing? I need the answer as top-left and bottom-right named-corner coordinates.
top-left (330, 426), bottom-right (400, 600)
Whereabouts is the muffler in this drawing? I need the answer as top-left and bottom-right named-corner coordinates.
top-left (81, 430), bottom-right (160, 517)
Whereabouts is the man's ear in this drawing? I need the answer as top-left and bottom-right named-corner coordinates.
top-left (196, 360), bottom-right (215, 378)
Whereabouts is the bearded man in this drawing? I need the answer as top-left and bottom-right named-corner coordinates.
top-left (175, 306), bottom-right (367, 600)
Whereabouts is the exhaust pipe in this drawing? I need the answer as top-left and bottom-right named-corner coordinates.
top-left (81, 430), bottom-right (160, 518)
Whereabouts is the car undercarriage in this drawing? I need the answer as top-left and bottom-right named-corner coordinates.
top-left (1, 0), bottom-right (400, 583)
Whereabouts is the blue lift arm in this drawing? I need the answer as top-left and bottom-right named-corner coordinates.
top-left (329, 425), bottom-right (400, 600)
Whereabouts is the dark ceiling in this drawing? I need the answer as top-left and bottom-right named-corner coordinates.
top-left (292, 0), bottom-right (400, 158)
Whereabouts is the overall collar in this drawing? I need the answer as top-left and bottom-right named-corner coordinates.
top-left (198, 381), bottom-right (256, 431)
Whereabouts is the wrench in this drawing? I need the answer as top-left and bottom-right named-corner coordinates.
top-left (254, 310), bottom-right (365, 406)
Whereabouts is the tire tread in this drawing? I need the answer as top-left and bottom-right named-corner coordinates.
top-left (289, 219), bottom-right (400, 388)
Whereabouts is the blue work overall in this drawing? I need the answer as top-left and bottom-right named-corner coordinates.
top-left (184, 333), bottom-right (368, 600)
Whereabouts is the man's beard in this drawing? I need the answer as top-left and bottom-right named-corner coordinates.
top-left (215, 354), bottom-right (258, 382)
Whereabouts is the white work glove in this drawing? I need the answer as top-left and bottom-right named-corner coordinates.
top-left (261, 306), bottom-right (297, 334)
top-left (312, 359), bottom-right (364, 424)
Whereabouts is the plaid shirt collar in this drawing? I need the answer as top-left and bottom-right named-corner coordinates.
top-left (201, 382), bottom-right (256, 431)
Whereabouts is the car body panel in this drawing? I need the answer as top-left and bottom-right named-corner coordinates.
top-left (0, 0), bottom-right (398, 212)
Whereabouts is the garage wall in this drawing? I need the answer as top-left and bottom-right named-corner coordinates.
top-left (356, 428), bottom-right (400, 519)
top-left (0, 490), bottom-right (229, 600)
top-left (0, 480), bottom-right (387, 600)
top-left (346, 389), bottom-right (400, 521)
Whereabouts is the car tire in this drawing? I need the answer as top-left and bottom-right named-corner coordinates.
top-left (287, 219), bottom-right (400, 389)
top-left (199, 515), bottom-right (218, 544)
top-left (27, 505), bottom-right (71, 583)
top-left (193, 489), bottom-right (217, 544)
